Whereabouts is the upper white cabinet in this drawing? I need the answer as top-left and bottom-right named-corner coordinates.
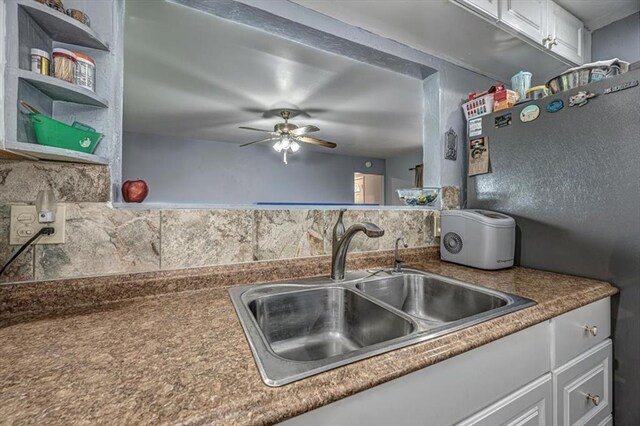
top-left (453, 0), bottom-right (589, 65)
top-left (547, 1), bottom-right (585, 65)
top-left (456, 0), bottom-right (500, 20)
top-left (500, 0), bottom-right (548, 45)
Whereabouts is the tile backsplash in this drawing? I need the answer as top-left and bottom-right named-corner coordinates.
top-left (0, 160), bottom-right (459, 283)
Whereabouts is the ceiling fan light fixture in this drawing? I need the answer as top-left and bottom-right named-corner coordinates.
top-left (273, 140), bottom-right (283, 152)
top-left (290, 141), bottom-right (300, 152)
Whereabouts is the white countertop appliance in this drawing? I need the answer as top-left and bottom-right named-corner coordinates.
top-left (440, 209), bottom-right (515, 270)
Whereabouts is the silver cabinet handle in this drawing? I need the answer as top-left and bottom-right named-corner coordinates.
top-left (586, 393), bottom-right (600, 406)
top-left (584, 325), bottom-right (598, 336)
top-left (542, 35), bottom-right (552, 48)
top-left (550, 38), bottom-right (559, 48)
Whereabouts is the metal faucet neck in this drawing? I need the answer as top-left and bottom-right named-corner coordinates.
top-left (331, 209), bottom-right (384, 281)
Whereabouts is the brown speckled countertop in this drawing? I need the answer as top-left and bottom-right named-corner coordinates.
top-left (0, 250), bottom-right (617, 425)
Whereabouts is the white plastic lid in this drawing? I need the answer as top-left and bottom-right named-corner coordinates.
top-left (442, 209), bottom-right (515, 228)
top-left (30, 48), bottom-right (50, 59)
top-left (52, 48), bottom-right (77, 60)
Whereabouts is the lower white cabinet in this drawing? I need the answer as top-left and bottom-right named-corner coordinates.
top-left (458, 374), bottom-right (552, 426)
top-left (281, 298), bottom-right (612, 426)
top-left (553, 340), bottom-right (612, 426)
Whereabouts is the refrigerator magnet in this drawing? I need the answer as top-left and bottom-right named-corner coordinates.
top-left (520, 105), bottom-right (540, 122)
top-left (495, 113), bottom-right (512, 128)
top-left (468, 136), bottom-right (490, 176)
top-left (569, 91), bottom-right (596, 107)
top-left (469, 117), bottom-right (482, 137)
top-left (604, 80), bottom-right (638, 94)
top-left (546, 99), bottom-right (564, 113)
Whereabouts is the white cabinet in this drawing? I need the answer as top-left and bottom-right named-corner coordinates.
top-left (553, 340), bottom-right (612, 426)
top-left (499, 0), bottom-right (548, 44)
top-left (453, 0), bottom-right (590, 65)
top-left (455, 0), bottom-right (500, 20)
top-left (547, 1), bottom-right (585, 65)
top-left (458, 374), bottom-right (553, 426)
top-left (282, 298), bottom-right (613, 426)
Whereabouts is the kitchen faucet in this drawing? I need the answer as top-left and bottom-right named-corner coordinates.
top-left (331, 209), bottom-right (384, 280)
top-left (394, 237), bottom-right (408, 272)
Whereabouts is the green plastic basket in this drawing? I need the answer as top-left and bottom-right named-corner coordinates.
top-left (30, 114), bottom-right (103, 154)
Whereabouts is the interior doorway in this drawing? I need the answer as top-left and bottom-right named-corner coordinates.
top-left (354, 173), bottom-right (385, 205)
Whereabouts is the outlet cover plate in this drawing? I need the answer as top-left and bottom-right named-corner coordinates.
top-left (10, 205), bottom-right (66, 245)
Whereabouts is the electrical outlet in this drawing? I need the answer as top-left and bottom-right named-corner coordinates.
top-left (10, 205), bottom-right (66, 245)
top-left (433, 214), bottom-right (441, 238)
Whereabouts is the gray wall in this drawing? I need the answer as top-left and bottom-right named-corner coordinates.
top-left (467, 69), bottom-right (640, 426)
top-left (385, 148), bottom-right (422, 206)
top-left (592, 12), bottom-right (640, 63)
top-left (123, 131), bottom-right (385, 205)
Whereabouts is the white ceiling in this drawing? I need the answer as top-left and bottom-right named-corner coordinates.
top-left (123, 0), bottom-right (424, 159)
top-left (554, 0), bottom-right (640, 30)
top-left (290, 0), bottom-right (571, 84)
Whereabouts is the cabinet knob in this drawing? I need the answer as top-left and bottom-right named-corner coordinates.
top-left (542, 35), bottom-right (552, 48)
top-left (586, 393), bottom-right (601, 406)
top-left (584, 325), bottom-right (598, 336)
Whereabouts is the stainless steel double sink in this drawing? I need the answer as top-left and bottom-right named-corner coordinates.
top-left (229, 269), bottom-right (535, 386)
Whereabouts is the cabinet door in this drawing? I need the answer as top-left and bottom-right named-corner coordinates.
top-left (500, 0), bottom-right (548, 44)
top-left (554, 340), bottom-right (612, 426)
top-left (457, 374), bottom-right (553, 426)
top-left (548, 1), bottom-right (585, 64)
top-left (455, 0), bottom-right (500, 20)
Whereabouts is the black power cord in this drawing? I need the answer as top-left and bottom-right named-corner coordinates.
top-left (0, 227), bottom-right (55, 277)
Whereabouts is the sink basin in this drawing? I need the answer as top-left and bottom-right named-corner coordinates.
top-left (229, 268), bottom-right (535, 386)
top-left (248, 287), bottom-right (414, 361)
top-left (356, 274), bottom-right (507, 322)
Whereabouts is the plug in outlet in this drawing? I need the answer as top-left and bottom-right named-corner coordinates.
top-left (10, 205), bottom-right (66, 245)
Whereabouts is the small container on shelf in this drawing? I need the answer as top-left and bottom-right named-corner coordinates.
top-left (510, 71), bottom-right (532, 100)
top-left (30, 48), bottom-right (50, 75)
top-left (525, 85), bottom-right (550, 100)
top-left (45, 0), bottom-right (65, 13)
top-left (493, 83), bottom-right (520, 112)
top-left (463, 94), bottom-right (495, 120)
top-left (73, 52), bottom-right (96, 91)
top-left (66, 9), bottom-right (91, 27)
top-left (52, 48), bottom-right (76, 83)
top-left (29, 113), bottom-right (103, 154)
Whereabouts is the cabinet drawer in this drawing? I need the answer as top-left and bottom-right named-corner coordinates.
top-left (551, 298), bottom-right (610, 368)
top-left (457, 374), bottom-right (552, 426)
top-left (554, 339), bottom-right (612, 426)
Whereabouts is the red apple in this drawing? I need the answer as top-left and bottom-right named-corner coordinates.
top-left (122, 179), bottom-right (149, 203)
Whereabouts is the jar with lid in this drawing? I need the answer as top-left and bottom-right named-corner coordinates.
top-left (30, 48), bottom-right (50, 75)
top-left (74, 52), bottom-right (96, 92)
top-left (52, 48), bottom-right (76, 83)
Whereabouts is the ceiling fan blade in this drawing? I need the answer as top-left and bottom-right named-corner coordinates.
top-left (296, 136), bottom-right (337, 149)
top-left (290, 125), bottom-right (320, 136)
top-left (239, 137), bottom-right (279, 147)
top-left (238, 126), bottom-right (275, 133)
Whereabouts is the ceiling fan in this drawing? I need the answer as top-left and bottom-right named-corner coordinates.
top-left (239, 110), bottom-right (337, 164)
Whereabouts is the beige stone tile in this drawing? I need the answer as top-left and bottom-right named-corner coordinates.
top-left (0, 160), bottom-right (110, 203)
top-left (35, 204), bottom-right (160, 280)
top-left (0, 204), bottom-right (34, 283)
top-left (161, 209), bottom-right (253, 270)
top-left (323, 210), bottom-right (381, 254)
top-left (379, 210), bottom-right (426, 249)
top-left (254, 210), bottom-right (325, 260)
top-left (441, 185), bottom-right (461, 210)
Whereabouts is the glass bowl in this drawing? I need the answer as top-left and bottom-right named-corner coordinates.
top-left (397, 188), bottom-right (439, 207)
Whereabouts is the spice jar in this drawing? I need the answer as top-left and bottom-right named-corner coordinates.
top-left (52, 48), bottom-right (76, 83)
top-left (66, 9), bottom-right (91, 26)
top-left (74, 52), bottom-right (96, 92)
top-left (30, 48), bottom-right (50, 76)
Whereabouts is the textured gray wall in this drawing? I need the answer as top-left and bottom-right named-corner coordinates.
top-left (123, 131), bottom-right (386, 205)
top-left (468, 69), bottom-right (640, 426)
top-left (592, 12), bottom-right (640, 63)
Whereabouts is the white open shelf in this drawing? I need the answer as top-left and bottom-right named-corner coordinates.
top-left (17, 0), bottom-right (110, 51)
top-left (17, 69), bottom-right (108, 108)
top-left (5, 140), bottom-right (109, 164)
